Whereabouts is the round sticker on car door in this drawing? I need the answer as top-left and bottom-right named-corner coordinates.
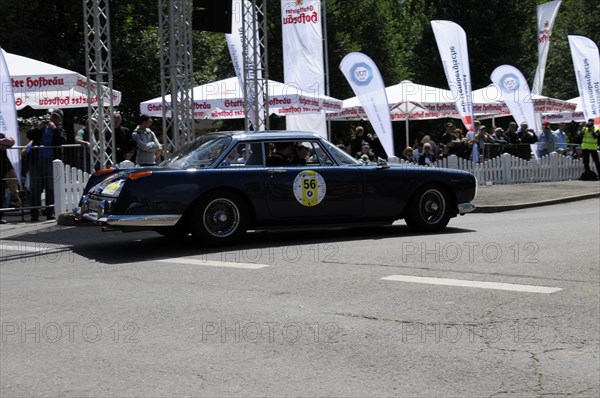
top-left (293, 170), bottom-right (326, 207)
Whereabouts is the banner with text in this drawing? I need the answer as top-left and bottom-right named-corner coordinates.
top-left (568, 35), bottom-right (600, 120)
top-left (281, 0), bottom-right (326, 137)
top-left (0, 48), bottom-right (20, 182)
top-left (431, 20), bottom-right (475, 132)
top-left (532, 0), bottom-right (561, 95)
top-left (490, 65), bottom-right (537, 129)
top-left (339, 52), bottom-right (394, 157)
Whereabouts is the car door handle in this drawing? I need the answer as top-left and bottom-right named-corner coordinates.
top-left (267, 169), bottom-right (288, 174)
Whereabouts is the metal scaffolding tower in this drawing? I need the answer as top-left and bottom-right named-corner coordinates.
top-left (158, 0), bottom-right (195, 156)
top-left (242, 0), bottom-right (269, 131)
top-left (83, 0), bottom-right (116, 169)
top-left (83, 0), bottom-right (268, 164)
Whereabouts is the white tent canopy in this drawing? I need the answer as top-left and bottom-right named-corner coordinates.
top-left (329, 80), bottom-right (468, 147)
top-left (5, 51), bottom-right (121, 110)
top-left (540, 97), bottom-right (586, 123)
top-left (139, 77), bottom-right (342, 119)
top-left (329, 80), bottom-right (461, 121)
top-left (473, 84), bottom-right (576, 117)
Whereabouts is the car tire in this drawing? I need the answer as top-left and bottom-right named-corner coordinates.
top-left (192, 191), bottom-right (249, 245)
top-left (404, 185), bottom-right (452, 232)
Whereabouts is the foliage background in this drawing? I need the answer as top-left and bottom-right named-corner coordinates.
top-left (0, 0), bottom-right (598, 147)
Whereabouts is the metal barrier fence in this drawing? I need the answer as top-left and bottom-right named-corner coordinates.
top-left (1, 145), bottom-right (87, 220)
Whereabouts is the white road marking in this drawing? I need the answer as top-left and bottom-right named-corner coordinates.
top-left (381, 275), bottom-right (562, 294)
top-left (157, 258), bottom-right (270, 269)
top-left (1, 244), bottom-right (68, 253)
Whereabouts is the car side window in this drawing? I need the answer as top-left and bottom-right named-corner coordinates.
top-left (218, 143), bottom-right (264, 168)
top-left (264, 140), bottom-right (334, 167)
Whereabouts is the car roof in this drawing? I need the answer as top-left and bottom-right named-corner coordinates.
top-left (209, 130), bottom-right (324, 141)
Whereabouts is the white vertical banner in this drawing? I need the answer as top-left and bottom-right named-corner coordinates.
top-left (226, 0), bottom-right (264, 130)
top-left (531, 0), bottom-right (561, 95)
top-left (0, 48), bottom-right (20, 182)
top-left (431, 20), bottom-right (475, 132)
top-left (339, 52), bottom-right (394, 157)
top-left (490, 65), bottom-right (537, 129)
top-left (568, 35), bottom-right (600, 120)
top-left (281, 0), bottom-right (326, 137)
top-left (225, 0), bottom-right (247, 85)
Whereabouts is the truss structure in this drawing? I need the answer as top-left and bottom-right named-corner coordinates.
top-left (158, 0), bottom-right (195, 156)
top-left (83, 0), bottom-right (116, 169)
top-left (242, 0), bottom-right (269, 131)
top-left (84, 0), bottom-right (268, 163)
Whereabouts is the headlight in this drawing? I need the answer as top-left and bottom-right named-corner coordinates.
top-left (101, 179), bottom-right (125, 196)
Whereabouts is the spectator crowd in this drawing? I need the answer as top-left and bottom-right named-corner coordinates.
top-left (338, 119), bottom-right (599, 167)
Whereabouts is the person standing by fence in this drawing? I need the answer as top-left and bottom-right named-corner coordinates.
top-left (132, 114), bottom-right (162, 167)
top-left (26, 108), bottom-right (67, 221)
top-left (581, 119), bottom-right (600, 180)
top-left (114, 112), bottom-right (136, 164)
top-left (0, 132), bottom-right (15, 224)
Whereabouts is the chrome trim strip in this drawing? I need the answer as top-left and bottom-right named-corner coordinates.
top-left (106, 214), bottom-right (181, 227)
top-left (458, 203), bottom-right (476, 214)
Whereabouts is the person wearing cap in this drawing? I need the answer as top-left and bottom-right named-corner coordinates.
top-left (474, 125), bottom-right (494, 161)
top-left (355, 141), bottom-right (376, 162)
top-left (581, 119), bottom-right (600, 178)
top-left (505, 122), bottom-right (519, 144)
top-left (25, 108), bottom-right (67, 221)
top-left (538, 121), bottom-right (557, 157)
top-left (440, 122), bottom-right (459, 155)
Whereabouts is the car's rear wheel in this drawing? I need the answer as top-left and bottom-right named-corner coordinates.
top-left (192, 191), bottom-right (249, 245)
top-left (404, 185), bottom-right (452, 232)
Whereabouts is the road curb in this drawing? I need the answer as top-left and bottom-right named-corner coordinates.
top-left (473, 192), bottom-right (600, 213)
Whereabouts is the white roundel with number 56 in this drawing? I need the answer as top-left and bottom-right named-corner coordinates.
top-left (293, 170), bottom-right (327, 207)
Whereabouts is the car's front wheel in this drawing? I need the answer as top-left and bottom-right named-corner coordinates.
top-left (192, 191), bottom-right (249, 245)
top-left (404, 185), bottom-right (452, 232)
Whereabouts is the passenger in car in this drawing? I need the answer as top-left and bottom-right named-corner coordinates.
top-left (266, 142), bottom-right (295, 166)
top-left (294, 144), bottom-right (310, 165)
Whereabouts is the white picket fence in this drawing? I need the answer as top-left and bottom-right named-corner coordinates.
top-left (52, 152), bottom-right (599, 214)
top-left (395, 151), bottom-right (598, 185)
top-left (52, 160), bottom-right (90, 215)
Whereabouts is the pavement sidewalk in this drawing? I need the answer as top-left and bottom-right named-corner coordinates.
top-left (472, 180), bottom-right (600, 213)
top-left (1, 180), bottom-right (599, 239)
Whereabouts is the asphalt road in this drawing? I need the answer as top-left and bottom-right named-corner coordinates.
top-left (1, 200), bottom-right (599, 397)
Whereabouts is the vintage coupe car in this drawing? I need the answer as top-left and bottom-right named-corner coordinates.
top-left (75, 131), bottom-right (476, 244)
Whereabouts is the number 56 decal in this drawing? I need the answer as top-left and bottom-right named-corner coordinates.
top-left (293, 170), bottom-right (327, 207)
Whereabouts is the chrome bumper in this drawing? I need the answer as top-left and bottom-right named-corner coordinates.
top-left (457, 202), bottom-right (476, 214)
top-left (76, 209), bottom-right (180, 227)
top-left (74, 197), bottom-right (180, 228)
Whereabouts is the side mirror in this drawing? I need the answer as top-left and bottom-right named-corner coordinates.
top-left (376, 157), bottom-right (390, 168)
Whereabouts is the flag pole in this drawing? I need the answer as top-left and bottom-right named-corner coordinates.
top-left (322, 0), bottom-right (331, 140)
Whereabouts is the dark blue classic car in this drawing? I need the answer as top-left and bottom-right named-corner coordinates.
top-left (75, 131), bottom-right (476, 244)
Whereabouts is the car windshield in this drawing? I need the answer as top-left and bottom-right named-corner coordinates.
top-left (323, 140), bottom-right (360, 165)
top-left (161, 135), bottom-right (232, 169)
